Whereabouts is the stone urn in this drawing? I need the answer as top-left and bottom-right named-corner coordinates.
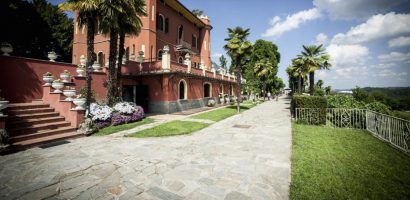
top-left (72, 98), bottom-right (86, 110)
top-left (60, 70), bottom-right (71, 83)
top-left (80, 55), bottom-right (87, 66)
top-left (76, 66), bottom-right (85, 77)
top-left (51, 81), bottom-right (64, 93)
top-left (0, 42), bottom-right (13, 56)
top-left (207, 99), bottom-right (216, 107)
top-left (92, 62), bottom-right (102, 72)
top-left (0, 100), bottom-right (9, 116)
top-left (48, 51), bottom-right (57, 62)
top-left (63, 89), bottom-right (76, 101)
top-left (43, 75), bottom-right (54, 86)
top-left (130, 53), bottom-right (136, 61)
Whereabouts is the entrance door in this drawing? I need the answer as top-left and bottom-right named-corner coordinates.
top-left (135, 85), bottom-right (149, 112)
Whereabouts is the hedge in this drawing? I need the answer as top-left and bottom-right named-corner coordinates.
top-left (291, 95), bottom-right (328, 125)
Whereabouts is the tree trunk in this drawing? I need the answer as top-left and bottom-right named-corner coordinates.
top-left (85, 16), bottom-right (96, 117)
top-left (107, 28), bottom-right (118, 106)
top-left (236, 58), bottom-right (241, 113)
top-left (116, 33), bottom-right (125, 98)
top-left (309, 71), bottom-right (315, 95)
top-left (298, 75), bottom-right (302, 93)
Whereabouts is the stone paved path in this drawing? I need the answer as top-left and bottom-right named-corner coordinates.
top-left (0, 98), bottom-right (292, 200)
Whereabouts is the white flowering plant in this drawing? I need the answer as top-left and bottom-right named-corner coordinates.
top-left (90, 103), bottom-right (113, 121)
top-left (113, 102), bottom-right (136, 115)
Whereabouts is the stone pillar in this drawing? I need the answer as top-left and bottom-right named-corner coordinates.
top-left (219, 69), bottom-right (224, 80)
top-left (211, 67), bottom-right (216, 78)
top-left (184, 53), bottom-right (191, 73)
top-left (200, 59), bottom-right (206, 76)
top-left (162, 45), bottom-right (171, 72)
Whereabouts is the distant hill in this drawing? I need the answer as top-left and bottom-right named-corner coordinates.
top-left (361, 87), bottom-right (410, 99)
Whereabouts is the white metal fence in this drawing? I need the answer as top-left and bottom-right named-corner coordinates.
top-left (295, 108), bottom-right (410, 155)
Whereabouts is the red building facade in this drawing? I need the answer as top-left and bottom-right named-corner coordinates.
top-left (71, 0), bottom-right (236, 113)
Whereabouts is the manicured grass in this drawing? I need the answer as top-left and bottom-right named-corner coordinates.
top-left (128, 120), bottom-right (208, 138)
top-left (393, 110), bottom-right (410, 121)
top-left (95, 118), bottom-right (155, 136)
top-left (290, 124), bottom-right (410, 200)
top-left (191, 104), bottom-right (254, 122)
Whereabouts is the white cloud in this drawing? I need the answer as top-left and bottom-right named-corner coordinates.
top-left (315, 33), bottom-right (328, 45)
top-left (211, 52), bottom-right (223, 58)
top-left (331, 12), bottom-right (410, 45)
top-left (388, 36), bottom-right (410, 48)
top-left (374, 69), bottom-right (408, 77)
top-left (327, 44), bottom-right (370, 67)
top-left (369, 63), bottom-right (397, 69)
top-left (262, 8), bottom-right (321, 38)
top-left (313, 0), bottom-right (406, 20)
top-left (378, 52), bottom-right (410, 62)
top-left (335, 67), bottom-right (369, 79)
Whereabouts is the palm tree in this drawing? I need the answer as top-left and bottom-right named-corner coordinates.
top-left (224, 26), bottom-right (253, 112)
top-left (59, 0), bottom-right (101, 115)
top-left (191, 9), bottom-right (203, 17)
top-left (300, 44), bottom-right (331, 95)
top-left (115, 0), bottom-right (146, 98)
top-left (219, 55), bottom-right (227, 71)
top-left (289, 57), bottom-right (309, 93)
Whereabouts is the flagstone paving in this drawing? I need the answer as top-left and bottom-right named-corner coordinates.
top-left (0, 98), bottom-right (292, 200)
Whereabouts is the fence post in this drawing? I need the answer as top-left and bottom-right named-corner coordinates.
top-left (388, 117), bottom-right (391, 143)
top-left (365, 110), bottom-right (368, 131)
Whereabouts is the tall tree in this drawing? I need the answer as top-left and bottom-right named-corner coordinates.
top-left (115, 0), bottom-right (146, 98)
top-left (224, 26), bottom-right (253, 112)
top-left (60, 0), bottom-right (101, 115)
top-left (219, 55), bottom-right (227, 71)
top-left (191, 9), bottom-right (203, 16)
top-left (300, 44), bottom-right (331, 95)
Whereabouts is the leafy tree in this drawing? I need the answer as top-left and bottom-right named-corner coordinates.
top-left (325, 86), bottom-right (332, 95)
top-left (191, 9), bottom-right (203, 16)
top-left (219, 55), bottom-right (227, 70)
top-left (299, 44), bottom-right (331, 95)
top-left (60, 0), bottom-right (101, 115)
top-left (1, 0), bottom-right (73, 62)
top-left (224, 26), bottom-right (253, 112)
top-left (316, 80), bottom-right (324, 89)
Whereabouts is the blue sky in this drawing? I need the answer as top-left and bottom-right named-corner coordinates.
top-left (51, 0), bottom-right (410, 89)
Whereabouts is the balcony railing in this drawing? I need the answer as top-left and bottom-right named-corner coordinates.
top-left (177, 39), bottom-right (192, 50)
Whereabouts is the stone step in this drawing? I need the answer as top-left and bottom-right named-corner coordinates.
top-left (7, 103), bottom-right (50, 110)
top-left (11, 131), bottom-right (83, 149)
top-left (6, 116), bottom-right (66, 128)
top-left (9, 121), bottom-right (71, 135)
top-left (7, 107), bottom-right (55, 115)
top-left (8, 112), bottom-right (60, 120)
top-left (10, 126), bottom-right (77, 143)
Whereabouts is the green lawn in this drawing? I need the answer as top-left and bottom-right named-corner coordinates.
top-left (128, 120), bottom-right (208, 138)
top-left (191, 104), bottom-right (254, 121)
top-left (95, 118), bottom-right (155, 136)
top-left (291, 124), bottom-right (410, 200)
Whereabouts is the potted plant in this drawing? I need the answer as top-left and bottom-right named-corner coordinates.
top-left (63, 86), bottom-right (76, 101)
top-left (72, 94), bottom-right (86, 110)
top-left (92, 61), bottom-right (101, 72)
top-left (48, 51), bottom-right (57, 62)
top-left (0, 90), bottom-right (9, 116)
top-left (42, 72), bottom-right (54, 86)
top-left (76, 65), bottom-right (85, 77)
top-left (51, 79), bottom-right (64, 93)
top-left (0, 42), bottom-right (13, 56)
top-left (60, 70), bottom-right (71, 83)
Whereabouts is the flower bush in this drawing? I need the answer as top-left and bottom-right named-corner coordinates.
top-left (89, 102), bottom-right (145, 129)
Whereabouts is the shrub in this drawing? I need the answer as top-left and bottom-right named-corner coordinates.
top-left (327, 94), bottom-right (366, 109)
top-left (365, 101), bottom-right (391, 115)
top-left (291, 95), bottom-right (327, 125)
top-left (90, 103), bottom-right (113, 121)
top-left (114, 102), bottom-right (136, 115)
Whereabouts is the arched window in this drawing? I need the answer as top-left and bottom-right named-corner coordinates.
top-left (230, 84), bottom-right (234, 96)
top-left (220, 84), bottom-right (224, 94)
top-left (178, 25), bottom-right (184, 41)
top-left (178, 56), bottom-right (183, 64)
top-left (179, 80), bottom-right (187, 100)
top-left (157, 14), bottom-right (164, 31)
top-left (204, 83), bottom-right (211, 98)
top-left (125, 47), bottom-right (130, 61)
top-left (97, 52), bottom-right (104, 66)
top-left (158, 50), bottom-right (163, 60)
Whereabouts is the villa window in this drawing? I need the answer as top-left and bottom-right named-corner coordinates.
top-left (178, 56), bottom-right (183, 64)
top-left (165, 18), bottom-right (169, 33)
top-left (204, 83), bottom-right (211, 98)
top-left (192, 35), bottom-right (198, 48)
top-left (97, 52), bottom-right (104, 66)
top-left (179, 80), bottom-right (187, 100)
top-left (157, 14), bottom-right (165, 32)
top-left (220, 84), bottom-right (224, 94)
top-left (158, 50), bottom-right (163, 60)
top-left (178, 25), bottom-right (184, 42)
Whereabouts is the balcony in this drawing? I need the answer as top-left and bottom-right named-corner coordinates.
top-left (176, 40), bottom-right (192, 52)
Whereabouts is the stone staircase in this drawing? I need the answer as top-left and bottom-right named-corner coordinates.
top-left (5, 101), bottom-right (82, 149)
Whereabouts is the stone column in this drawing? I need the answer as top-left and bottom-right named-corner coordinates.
top-left (162, 45), bottom-right (171, 72)
top-left (220, 69), bottom-right (224, 80)
top-left (200, 59), bottom-right (206, 76)
top-left (211, 67), bottom-right (216, 78)
top-left (184, 53), bottom-right (191, 73)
